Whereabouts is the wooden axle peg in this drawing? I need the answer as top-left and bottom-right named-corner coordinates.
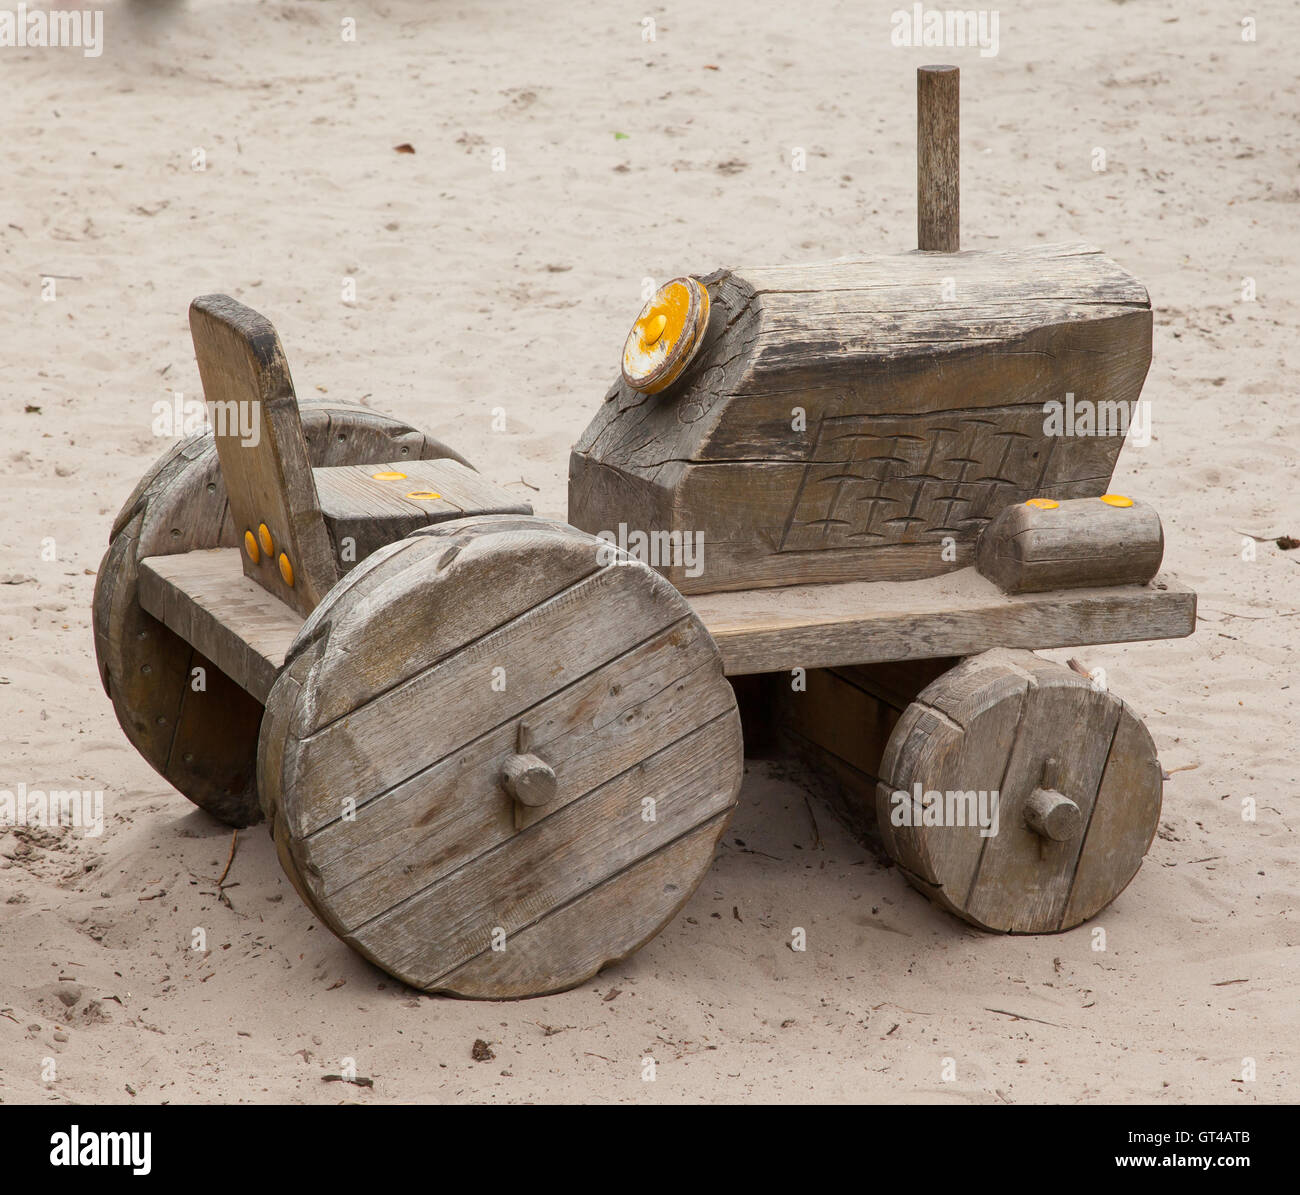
top-left (502, 723), bottom-right (556, 809)
top-left (502, 753), bottom-right (558, 808)
top-left (1024, 779), bottom-right (1083, 842)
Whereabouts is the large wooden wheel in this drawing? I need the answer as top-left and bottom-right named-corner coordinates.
top-left (93, 402), bottom-right (469, 827)
top-left (875, 650), bottom-right (1162, 932)
top-left (258, 515), bottom-right (742, 998)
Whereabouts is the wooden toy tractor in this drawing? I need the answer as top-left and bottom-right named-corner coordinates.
top-left (94, 68), bottom-right (1195, 998)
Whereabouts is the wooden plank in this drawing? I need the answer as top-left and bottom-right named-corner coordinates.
top-left (302, 624), bottom-right (733, 923)
top-left (286, 559), bottom-right (689, 838)
top-left (136, 546), bottom-right (1196, 711)
top-left (189, 294), bottom-right (338, 615)
top-left (1061, 701), bottom-right (1162, 926)
top-left (348, 717), bottom-right (739, 987)
top-left (163, 647), bottom-right (262, 811)
top-left (776, 668), bottom-right (904, 780)
top-left (314, 457), bottom-right (532, 569)
top-left (690, 569), bottom-right (1196, 676)
top-left (138, 549), bottom-right (303, 704)
top-left (976, 496), bottom-right (1164, 593)
top-left (429, 811), bottom-right (731, 998)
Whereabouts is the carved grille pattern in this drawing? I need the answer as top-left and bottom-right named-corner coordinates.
top-left (779, 408), bottom-right (1056, 552)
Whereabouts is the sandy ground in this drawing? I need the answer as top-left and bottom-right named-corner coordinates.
top-left (1, 0), bottom-right (1297, 1104)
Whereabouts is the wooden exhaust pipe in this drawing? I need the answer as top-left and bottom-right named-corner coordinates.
top-left (917, 65), bottom-right (959, 251)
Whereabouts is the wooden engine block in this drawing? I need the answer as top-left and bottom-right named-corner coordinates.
top-left (569, 243), bottom-right (1152, 595)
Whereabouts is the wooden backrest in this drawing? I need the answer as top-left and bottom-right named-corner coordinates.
top-left (189, 295), bottom-right (338, 616)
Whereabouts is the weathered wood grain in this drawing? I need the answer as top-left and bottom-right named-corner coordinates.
top-left (314, 457), bottom-right (532, 570)
top-left (349, 717), bottom-right (739, 989)
top-left (430, 812), bottom-right (732, 999)
top-left (878, 651), bottom-right (1031, 901)
top-left (94, 446), bottom-right (258, 825)
top-left (285, 518), bottom-right (611, 743)
top-left (300, 623), bottom-right (732, 923)
top-left (189, 295), bottom-right (338, 615)
top-left (917, 65), bottom-right (959, 252)
top-left (690, 568), bottom-right (1195, 676)
top-left (763, 659), bottom-right (956, 844)
top-left (137, 545), bottom-right (1196, 716)
top-left (286, 558), bottom-right (693, 839)
top-left (570, 244), bottom-right (1153, 593)
top-left (872, 650), bottom-right (1162, 933)
top-left (976, 495), bottom-right (1164, 593)
top-left (257, 518), bottom-right (742, 998)
top-left (962, 655), bottom-right (1119, 932)
top-left (138, 549), bottom-right (303, 704)
top-left (93, 401), bottom-right (470, 825)
top-left (1061, 703), bottom-right (1162, 925)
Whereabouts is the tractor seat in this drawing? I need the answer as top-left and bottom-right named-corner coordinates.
top-left (313, 457), bottom-right (531, 572)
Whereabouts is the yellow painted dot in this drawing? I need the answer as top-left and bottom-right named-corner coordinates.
top-left (243, 530), bottom-right (260, 563)
top-left (258, 523), bottom-right (273, 556)
top-left (643, 313), bottom-right (668, 344)
top-left (372, 471), bottom-right (407, 481)
top-left (1099, 493), bottom-right (1134, 508)
top-left (278, 553), bottom-right (294, 587)
top-left (1025, 498), bottom-right (1060, 510)
top-left (406, 490), bottom-right (442, 501)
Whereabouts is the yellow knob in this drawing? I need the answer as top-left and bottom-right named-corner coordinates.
top-left (243, 530), bottom-right (260, 563)
top-left (258, 523), bottom-right (273, 556)
top-left (372, 471), bottom-right (407, 480)
top-left (1025, 498), bottom-right (1060, 511)
top-left (278, 552), bottom-right (294, 587)
top-left (644, 313), bottom-right (668, 344)
top-left (1099, 493), bottom-right (1134, 508)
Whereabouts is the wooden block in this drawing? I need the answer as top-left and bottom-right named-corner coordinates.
top-left (189, 295), bottom-right (338, 615)
top-left (313, 457), bottom-right (532, 570)
top-left (764, 659), bottom-right (959, 845)
top-left (570, 243), bottom-right (1154, 594)
top-left (976, 495), bottom-right (1164, 593)
top-left (136, 537), bottom-right (1196, 730)
top-left (138, 549), bottom-right (305, 704)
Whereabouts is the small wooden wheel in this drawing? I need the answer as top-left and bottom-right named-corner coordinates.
top-left (259, 515), bottom-right (742, 998)
top-left (93, 402), bottom-right (469, 827)
top-left (875, 650), bottom-right (1162, 933)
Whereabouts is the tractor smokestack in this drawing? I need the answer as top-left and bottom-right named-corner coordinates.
top-left (917, 64), bottom-right (960, 251)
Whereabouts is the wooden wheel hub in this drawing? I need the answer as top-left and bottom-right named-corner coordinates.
top-left (876, 650), bottom-right (1162, 933)
top-left (620, 277), bottom-right (711, 395)
top-left (1023, 761), bottom-right (1083, 842)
